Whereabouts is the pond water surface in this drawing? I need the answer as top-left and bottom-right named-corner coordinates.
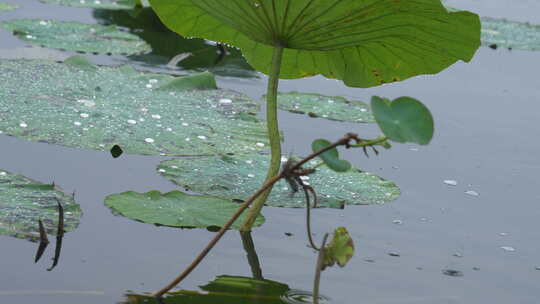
top-left (1, 1), bottom-right (539, 303)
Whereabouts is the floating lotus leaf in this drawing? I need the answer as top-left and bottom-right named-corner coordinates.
top-left (123, 275), bottom-right (321, 304)
top-left (278, 92), bottom-right (373, 123)
top-left (0, 58), bottom-right (269, 156)
top-left (158, 154), bottom-right (400, 208)
top-left (0, 170), bottom-right (82, 242)
top-left (481, 17), bottom-right (540, 51)
top-left (0, 19), bottom-right (150, 55)
top-left (0, 2), bottom-right (17, 11)
top-left (151, 0), bottom-right (481, 88)
top-left (40, 0), bottom-right (136, 10)
top-left (105, 190), bottom-right (264, 229)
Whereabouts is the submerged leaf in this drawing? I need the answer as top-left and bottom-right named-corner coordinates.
top-left (481, 17), bottom-right (540, 51)
top-left (104, 190), bottom-right (264, 229)
top-left (0, 19), bottom-right (150, 55)
top-left (151, 0), bottom-right (480, 88)
top-left (312, 139), bottom-right (351, 172)
top-left (278, 92), bottom-right (373, 123)
top-left (0, 170), bottom-right (82, 242)
top-left (0, 58), bottom-right (269, 156)
top-left (322, 227), bottom-right (355, 270)
top-left (40, 0), bottom-right (137, 10)
top-left (0, 2), bottom-right (17, 11)
top-left (371, 96), bottom-right (434, 145)
top-left (158, 153), bottom-right (400, 208)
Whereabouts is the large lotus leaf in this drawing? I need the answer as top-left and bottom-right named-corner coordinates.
top-left (481, 17), bottom-right (540, 51)
top-left (105, 190), bottom-right (264, 229)
top-left (0, 58), bottom-right (269, 156)
top-left (158, 154), bottom-right (400, 208)
top-left (0, 19), bottom-right (150, 55)
top-left (150, 0), bottom-right (480, 88)
top-left (0, 170), bottom-right (82, 242)
top-left (123, 275), bottom-right (320, 304)
top-left (277, 92), bottom-right (373, 123)
top-left (0, 2), bottom-right (17, 11)
top-left (40, 0), bottom-right (136, 9)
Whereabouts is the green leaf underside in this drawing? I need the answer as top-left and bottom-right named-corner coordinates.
top-left (278, 92), bottom-right (373, 123)
top-left (322, 227), bottom-right (355, 270)
top-left (105, 190), bottom-right (264, 229)
top-left (481, 17), bottom-right (540, 51)
top-left (150, 0), bottom-right (480, 88)
top-left (40, 0), bottom-right (136, 10)
top-left (0, 19), bottom-right (150, 55)
top-left (0, 170), bottom-right (81, 242)
top-left (0, 2), bottom-right (17, 11)
top-left (124, 276), bottom-right (301, 304)
top-left (371, 96), bottom-right (434, 145)
top-left (312, 139), bottom-right (351, 172)
top-left (0, 58), bottom-right (269, 156)
top-left (158, 153), bottom-right (400, 208)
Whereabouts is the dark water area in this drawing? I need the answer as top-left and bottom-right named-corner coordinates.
top-left (0, 0), bottom-right (539, 303)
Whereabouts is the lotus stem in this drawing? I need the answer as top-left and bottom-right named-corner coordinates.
top-left (240, 46), bottom-right (284, 231)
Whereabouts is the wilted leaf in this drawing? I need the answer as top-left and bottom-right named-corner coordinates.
top-left (158, 153), bottom-right (400, 208)
top-left (104, 190), bottom-right (264, 229)
top-left (322, 227), bottom-right (355, 270)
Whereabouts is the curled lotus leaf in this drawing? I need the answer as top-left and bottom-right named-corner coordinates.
top-left (0, 58), bottom-right (269, 156)
top-left (0, 170), bottom-right (82, 242)
top-left (0, 19), bottom-right (150, 55)
top-left (158, 153), bottom-right (400, 208)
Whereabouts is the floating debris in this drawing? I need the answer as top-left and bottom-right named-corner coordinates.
top-left (465, 190), bottom-right (480, 197)
top-left (363, 258), bottom-right (376, 263)
top-left (453, 252), bottom-right (463, 258)
top-left (442, 269), bottom-right (464, 277)
top-left (473, 267), bottom-right (481, 271)
top-left (499, 232), bottom-right (509, 236)
top-left (535, 266), bottom-right (540, 271)
top-left (501, 246), bottom-right (515, 252)
top-left (284, 232), bottom-right (293, 237)
top-left (392, 219), bottom-right (403, 225)
top-left (388, 251), bottom-right (400, 257)
top-left (443, 180), bottom-right (458, 186)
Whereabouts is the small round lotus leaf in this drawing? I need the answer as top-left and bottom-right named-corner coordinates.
top-left (158, 153), bottom-right (400, 208)
top-left (0, 58), bottom-right (269, 156)
top-left (40, 0), bottom-right (136, 10)
top-left (278, 92), bottom-right (373, 123)
top-left (150, 0), bottom-right (480, 88)
top-left (104, 190), bottom-right (264, 229)
top-left (0, 2), bottom-right (17, 11)
top-left (481, 17), bottom-right (540, 51)
top-left (322, 227), bottom-right (355, 270)
top-left (0, 19), bottom-right (150, 55)
top-left (0, 170), bottom-right (82, 242)
top-left (312, 139), bottom-right (352, 172)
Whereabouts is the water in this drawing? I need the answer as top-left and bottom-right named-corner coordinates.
top-left (1, 0), bottom-right (540, 303)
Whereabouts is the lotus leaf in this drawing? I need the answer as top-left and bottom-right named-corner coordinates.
top-left (158, 153), bottom-right (400, 208)
top-left (481, 17), bottom-right (540, 51)
top-left (278, 92), bottom-right (373, 123)
top-left (0, 58), bottom-right (269, 156)
top-left (0, 19), bottom-right (150, 55)
top-left (105, 190), bottom-right (264, 229)
top-left (0, 170), bottom-right (82, 242)
top-left (0, 2), bottom-right (17, 11)
top-left (40, 0), bottom-right (136, 10)
top-left (150, 0), bottom-right (481, 88)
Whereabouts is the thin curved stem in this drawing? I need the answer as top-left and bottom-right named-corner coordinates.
top-left (240, 46), bottom-right (284, 231)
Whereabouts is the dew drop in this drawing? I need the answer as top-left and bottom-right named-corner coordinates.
top-left (219, 98), bottom-right (232, 104)
top-left (149, 79), bottom-right (158, 84)
top-left (151, 114), bottom-right (161, 119)
top-left (256, 142), bottom-right (265, 147)
top-left (197, 135), bottom-right (207, 140)
top-left (39, 20), bottom-right (48, 26)
top-left (80, 113), bottom-right (89, 118)
top-left (19, 122), bottom-right (28, 128)
top-left (166, 127), bottom-right (172, 132)
top-left (146, 84), bottom-right (153, 89)
top-left (181, 122), bottom-right (189, 126)
top-left (74, 121), bottom-right (82, 126)
top-left (144, 138), bottom-right (155, 143)
top-left (247, 174), bottom-right (255, 178)
top-left (158, 169), bottom-right (166, 173)
top-left (127, 119), bottom-right (137, 124)
top-left (245, 160), bottom-right (253, 164)
top-left (0, 171), bottom-right (6, 176)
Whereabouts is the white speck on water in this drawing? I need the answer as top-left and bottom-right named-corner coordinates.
top-left (219, 98), bottom-right (232, 104)
top-left (256, 142), bottom-right (265, 147)
top-left (151, 114), bottom-right (161, 119)
top-left (392, 219), bottom-right (403, 225)
top-left (144, 138), bottom-right (155, 143)
top-left (499, 232), bottom-right (509, 237)
top-left (149, 79), bottom-right (158, 84)
top-left (74, 121), bottom-right (82, 126)
top-left (247, 174), bottom-right (255, 178)
top-left (181, 122), bottom-right (189, 126)
top-left (197, 135), bottom-right (207, 140)
top-left (19, 122), bottom-right (28, 128)
top-left (453, 252), bottom-right (463, 258)
top-left (501, 246), bottom-right (515, 252)
top-left (465, 190), bottom-right (479, 197)
top-left (80, 113), bottom-right (89, 118)
top-left (444, 180), bottom-right (458, 186)
top-left (127, 119), bottom-right (137, 125)
top-left (158, 169), bottom-right (166, 173)
top-left (409, 147), bottom-right (419, 151)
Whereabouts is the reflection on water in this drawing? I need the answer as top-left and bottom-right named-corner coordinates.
top-left (122, 275), bottom-right (328, 304)
top-left (92, 7), bottom-right (256, 77)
